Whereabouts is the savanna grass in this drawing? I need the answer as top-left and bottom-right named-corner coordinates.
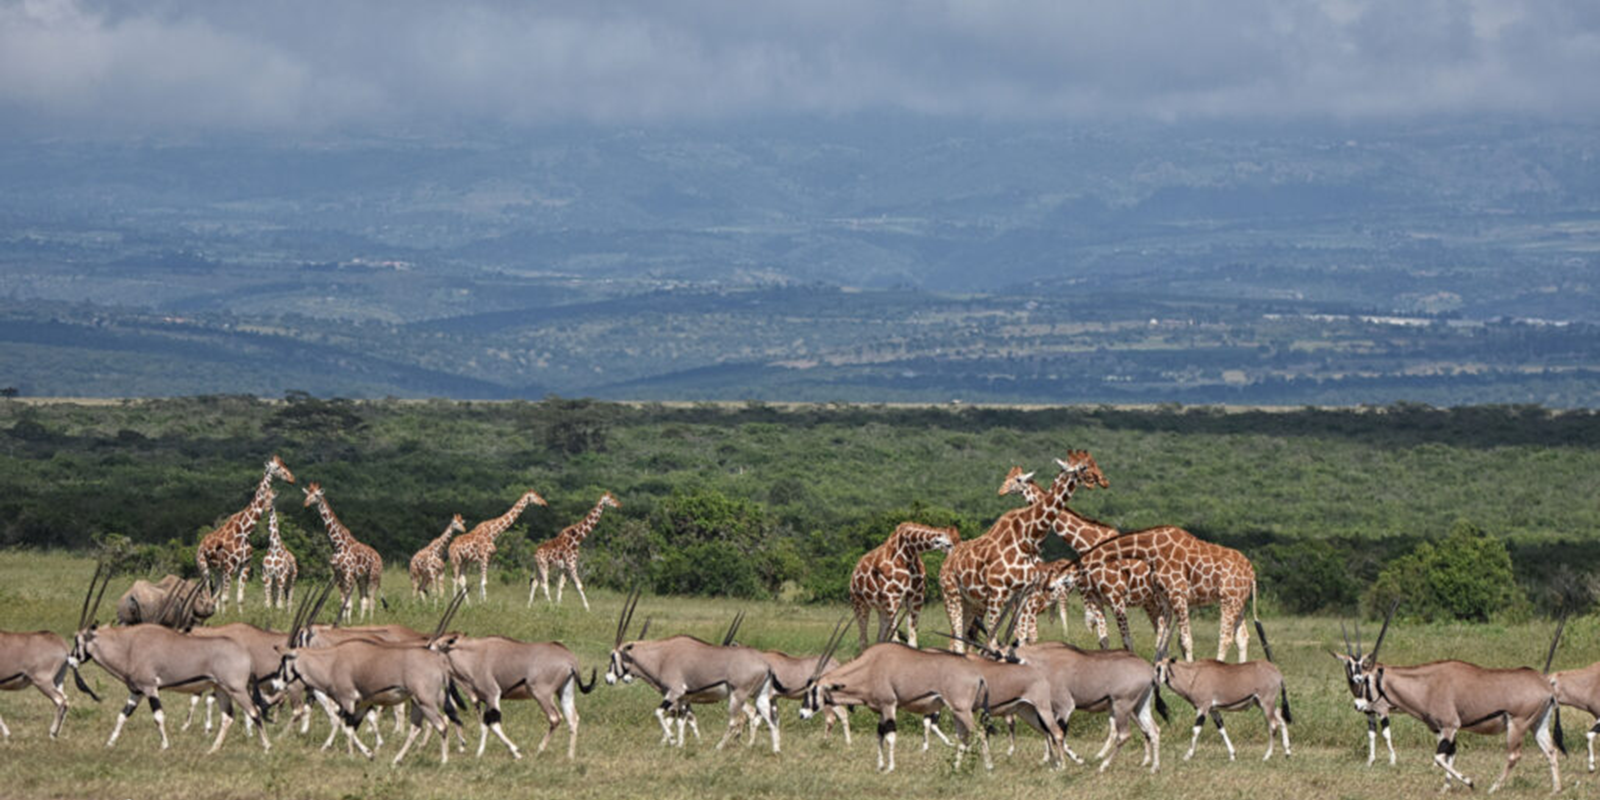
top-left (2, 550), bottom-right (1596, 799)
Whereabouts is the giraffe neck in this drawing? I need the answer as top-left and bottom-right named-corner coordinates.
top-left (429, 531), bottom-right (453, 558)
top-left (312, 495), bottom-right (356, 552)
top-left (565, 499), bottom-right (611, 545)
top-left (480, 494), bottom-right (537, 544)
top-left (889, 524), bottom-right (947, 560)
top-left (1052, 504), bottom-right (1119, 552)
top-left (266, 511), bottom-right (283, 550)
top-left (231, 469), bottom-right (277, 543)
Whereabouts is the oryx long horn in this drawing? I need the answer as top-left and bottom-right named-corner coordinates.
top-left (999, 584), bottom-right (1034, 646)
top-left (86, 564), bottom-right (112, 628)
top-left (1543, 612), bottom-right (1569, 675)
top-left (811, 616), bottom-right (850, 683)
top-left (722, 610), bottom-right (746, 647)
top-left (429, 590), bottom-right (467, 646)
top-left (880, 606), bottom-right (910, 644)
top-left (1340, 619), bottom-right (1353, 658)
top-left (615, 587), bottom-right (641, 647)
top-left (928, 629), bottom-right (1002, 659)
top-left (78, 562), bottom-right (105, 630)
top-left (1366, 599), bottom-right (1399, 666)
top-left (1354, 617), bottom-right (1363, 660)
top-left (637, 617), bottom-right (652, 641)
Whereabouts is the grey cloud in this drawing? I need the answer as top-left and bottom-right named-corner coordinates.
top-left (1, 0), bottom-right (1597, 137)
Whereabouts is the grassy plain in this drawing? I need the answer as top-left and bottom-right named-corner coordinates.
top-left (3, 551), bottom-right (1598, 800)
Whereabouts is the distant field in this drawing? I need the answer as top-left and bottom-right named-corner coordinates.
top-left (3, 551), bottom-right (1597, 799)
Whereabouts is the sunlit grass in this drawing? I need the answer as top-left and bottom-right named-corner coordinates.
top-left (2, 550), bottom-right (1595, 799)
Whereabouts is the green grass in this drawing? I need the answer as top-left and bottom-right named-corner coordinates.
top-left (3, 550), bottom-right (1596, 799)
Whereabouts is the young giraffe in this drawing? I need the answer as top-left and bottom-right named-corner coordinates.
top-left (301, 482), bottom-right (385, 621)
top-left (260, 499), bottom-right (298, 610)
top-left (410, 514), bottom-right (465, 605)
top-left (848, 521), bottom-right (960, 650)
top-left (196, 455), bottom-right (295, 614)
top-left (451, 488), bottom-right (548, 603)
top-left (530, 491), bottom-right (620, 610)
top-left (938, 462), bottom-right (1099, 653)
top-left (1069, 518), bottom-right (1257, 663)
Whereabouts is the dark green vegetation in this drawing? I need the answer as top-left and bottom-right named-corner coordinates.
top-left (3, 398), bottom-right (1597, 619)
top-left (3, 120), bottom-right (1599, 404)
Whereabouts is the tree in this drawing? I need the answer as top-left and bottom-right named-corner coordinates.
top-left (1364, 519), bottom-right (1527, 622)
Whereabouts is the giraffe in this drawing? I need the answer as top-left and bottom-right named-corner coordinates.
top-left (450, 488), bottom-right (548, 603)
top-left (530, 491), bottom-right (619, 610)
top-left (195, 455), bottom-right (295, 614)
top-left (938, 461), bottom-right (1100, 653)
top-left (848, 521), bottom-right (960, 650)
top-left (260, 499), bottom-right (298, 610)
top-left (410, 514), bottom-right (465, 605)
top-left (1067, 519), bottom-right (1258, 663)
top-left (302, 482), bottom-right (385, 621)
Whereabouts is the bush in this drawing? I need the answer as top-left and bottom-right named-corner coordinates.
top-left (1257, 539), bottom-right (1361, 614)
top-left (1364, 519), bottom-right (1528, 622)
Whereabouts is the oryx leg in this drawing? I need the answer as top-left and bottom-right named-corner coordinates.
top-left (1382, 716), bottom-right (1396, 765)
top-left (949, 706), bottom-right (991, 772)
top-left (654, 700), bottom-right (676, 745)
top-left (828, 703), bottom-right (852, 746)
top-left (482, 696), bottom-right (522, 759)
top-left (1212, 709), bottom-right (1236, 761)
top-left (559, 674), bottom-right (581, 759)
top-left (106, 692), bottom-right (145, 748)
top-left (146, 694), bottom-right (172, 750)
top-left (1587, 720), bottom-right (1600, 772)
top-left (1366, 713), bottom-right (1379, 766)
top-left (1533, 702), bottom-right (1562, 794)
top-left (875, 705), bottom-right (898, 772)
top-left (922, 711), bottom-right (953, 750)
top-left (716, 689), bottom-right (752, 751)
top-left (1434, 731), bottom-right (1473, 789)
top-left (1184, 705), bottom-right (1216, 761)
top-left (1259, 698), bottom-right (1277, 760)
top-left (392, 703), bottom-right (406, 736)
top-left (41, 675), bottom-right (69, 739)
top-left (756, 684), bottom-right (780, 753)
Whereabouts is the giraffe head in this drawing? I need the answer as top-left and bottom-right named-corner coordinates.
top-left (600, 491), bottom-right (622, 510)
top-left (898, 522), bottom-right (960, 554)
top-left (996, 466), bottom-right (1037, 499)
top-left (1048, 449), bottom-right (1107, 504)
top-left (522, 489), bottom-right (550, 508)
top-left (267, 455), bottom-right (296, 484)
top-left (301, 482), bottom-right (325, 508)
top-left (447, 513), bottom-right (466, 535)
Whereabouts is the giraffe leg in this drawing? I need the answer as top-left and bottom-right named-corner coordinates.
top-left (479, 562), bottom-right (489, 602)
top-left (236, 566), bottom-right (248, 609)
top-left (941, 588), bottom-right (966, 654)
top-left (852, 597), bottom-right (872, 652)
top-left (1114, 601), bottom-right (1135, 650)
top-left (569, 568), bottom-right (590, 611)
top-left (555, 572), bottom-right (566, 604)
top-left (906, 596), bottom-right (922, 649)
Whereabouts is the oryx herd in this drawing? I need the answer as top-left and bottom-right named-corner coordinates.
top-left (0, 450), bottom-right (1592, 795)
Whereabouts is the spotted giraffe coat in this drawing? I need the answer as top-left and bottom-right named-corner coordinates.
top-left (849, 522), bottom-right (960, 649)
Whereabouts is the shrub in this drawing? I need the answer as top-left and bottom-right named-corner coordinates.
top-left (1364, 519), bottom-right (1528, 622)
top-left (1257, 539), bottom-right (1361, 614)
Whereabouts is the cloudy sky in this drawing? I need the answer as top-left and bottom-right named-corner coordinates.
top-left (2, 0), bottom-right (1598, 138)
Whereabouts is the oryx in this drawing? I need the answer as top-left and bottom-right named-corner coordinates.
top-left (0, 628), bottom-right (99, 739)
top-left (1336, 604), bottom-right (1565, 793)
top-left (1547, 619), bottom-right (1600, 772)
top-left (1155, 619), bottom-right (1292, 762)
top-left (603, 591), bottom-right (783, 753)
top-left (717, 611), bottom-right (852, 747)
top-left (799, 621), bottom-right (993, 773)
top-left (1332, 615), bottom-right (1397, 766)
top-left (445, 634), bottom-right (597, 760)
top-left (71, 565), bottom-right (271, 753)
top-left (270, 591), bottom-right (465, 765)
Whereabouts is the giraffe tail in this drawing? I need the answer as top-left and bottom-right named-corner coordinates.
top-left (1251, 576), bottom-right (1259, 622)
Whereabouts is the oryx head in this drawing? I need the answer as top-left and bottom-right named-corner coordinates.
top-left (605, 588), bottom-right (648, 686)
top-left (798, 617), bottom-right (850, 720)
top-left (70, 562), bottom-right (112, 665)
top-left (1331, 601), bottom-right (1397, 712)
top-left (270, 581), bottom-right (335, 691)
top-left (266, 454), bottom-right (296, 484)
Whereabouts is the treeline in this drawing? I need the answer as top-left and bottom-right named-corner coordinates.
top-left (2, 396), bottom-right (1598, 617)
